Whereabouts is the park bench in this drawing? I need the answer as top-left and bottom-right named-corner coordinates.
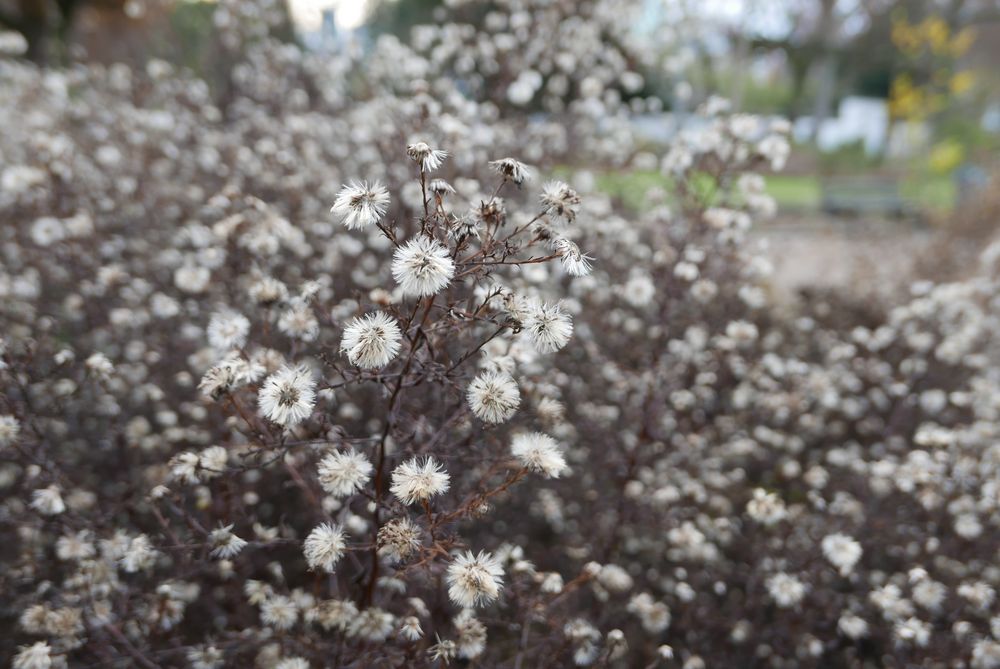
top-left (820, 175), bottom-right (910, 218)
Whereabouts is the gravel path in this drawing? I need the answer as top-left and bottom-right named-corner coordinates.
top-left (755, 214), bottom-right (932, 301)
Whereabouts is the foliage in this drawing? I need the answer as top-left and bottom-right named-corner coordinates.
top-left (888, 13), bottom-right (977, 122)
top-left (366, 0), bottom-right (446, 39)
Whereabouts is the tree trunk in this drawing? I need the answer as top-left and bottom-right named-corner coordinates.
top-left (808, 52), bottom-right (838, 141)
top-left (0, 0), bottom-right (54, 65)
top-left (731, 29), bottom-right (750, 112)
top-left (22, 22), bottom-right (50, 64)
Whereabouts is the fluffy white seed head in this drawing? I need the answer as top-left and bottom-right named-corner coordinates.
top-left (199, 355), bottom-right (264, 399)
top-left (341, 312), bottom-right (403, 369)
top-left (821, 533), bottom-right (863, 576)
top-left (207, 310), bottom-right (250, 351)
top-left (278, 301), bottom-right (319, 342)
top-left (258, 364), bottom-right (316, 427)
top-left (391, 237), bottom-right (455, 298)
top-left (377, 517), bottom-right (422, 562)
top-left (746, 488), bottom-right (787, 526)
top-left (260, 595), bottom-right (298, 630)
top-left (522, 302), bottom-right (573, 353)
top-left (400, 616), bottom-right (423, 641)
top-left (0, 414), bottom-right (21, 447)
top-left (454, 609), bottom-right (487, 659)
top-left (390, 457), bottom-right (451, 505)
top-left (766, 573), bottom-right (807, 608)
top-left (838, 613), bottom-right (870, 639)
top-left (428, 638), bottom-right (457, 663)
top-left (31, 486), bottom-right (66, 516)
top-left (554, 239), bottom-right (593, 277)
top-left (489, 158), bottom-right (531, 185)
top-left (209, 524), bottom-right (247, 559)
top-left (540, 181), bottom-right (581, 222)
top-left (331, 181), bottom-right (390, 230)
top-left (511, 432), bottom-right (568, 478)
top-left (346, 607), bottom-right (395, 641)
top-left (303, 523), bottom-right (347, 573)
top-left (467, 371), bottom-right (520, 424)
top-left (406, 142), bottom-right (448, 172)
top-left (317, 449), bottom-right (373, 498)
top-left (429, 178), bottom-right (456, 196)
top-left (13, 642), bottom-right (56, 669)
top-left (446, 550), bottom-right (504, 608)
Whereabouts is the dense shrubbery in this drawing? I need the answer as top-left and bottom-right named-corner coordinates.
top-left (3, 1), bottom-right (1000, 667)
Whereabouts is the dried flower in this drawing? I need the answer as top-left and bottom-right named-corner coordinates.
top-left (540, 181), bottom-right (581, 222)
top-left (489, 158), bottom-right (531, 185)
top-left (894, 617), bottom-right (930, 647)
top-left (392, 237), bottom-right (455, 298)
top-left (390, 457), bottom-right (450, 505)
top-left (430, 179), bottom-right (456, 197)
top-left (199, 445), bottom-right (228, 478)
top-left (428, 637), bottom-right (457, 663)
top-left (13, 642), bottom-right (57, 669)
top-left (511, 432), bottom-right (567, 478)
top-left (554, 239), bottom-right (593, 277)
top-left (406, 142), bottom-right (448, 172)
top-left (315, 599), bottom-right (357, 631)
top-left (260, 595), bottom-right (298, 630)
top-left (120, 534), bottom-right (156, 573)
top-left (331, 181), bottom-right (390, 230)
top-left (171, 453), bottom-right (199, 485)
top-left (317, 449), bottom-right (373, 498)
top-left (210, 524), bottom-right (247, 559)
top-left (258, 364), bottom-right (316, 427)
top-left (30, 486), bottom-right (65, 515)
top-left (467, 371), bottom-right (520, 424)
top-left (449, 213), bottom-right (481, 241)
top-left (821, 533), bottom-right (862, 576)
top-left (341, 312), bottom-right (403, 369)
top-left (838, 613), bottom-right (869, 639)
top-left (278, 301), bottom-right (319, 342)
top-left (766, 573), bottom-right (807, 608)
top-left (746, 488), bottom-right (787, 526)
top-left (85, 352), bottom-right (114, 377)
top-left (199, 355), bottom-right (263, 399)
top-left (522, 302), bottom-right (573, 353)
top-left (446, 550), bottom-right (504, 608)
top-left (248, 275), bottom-right (289, 305)
top-left (187, 645), bottom-right (224, 669)
top-left (0, 414), bottom-right (20, 447)
top-left (399, 616), bottom-right (423, 641)
top-left (207, 310), bottom-right (250, 350)
top-left (377, 517), bottom-right (422, 561)
top-left (303, 523), bottom-right (347, 572)
top-left (454, 609), bottom-right (487, 659)
top-left (346, 607), bottom-right (395, 641)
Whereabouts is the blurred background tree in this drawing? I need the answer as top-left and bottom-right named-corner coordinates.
top-left (366, 0), bottom-right (443, 38)
top-left (0, 0), bottom-right (128, 64)
top-left (742, 0), bottom-right (999, 121)
top-left (2, 0), bottom-right (998, 188)
top-left (888, 13), bottom-right (976, 122)
top-left (0, 0), bottom-right (298, 66)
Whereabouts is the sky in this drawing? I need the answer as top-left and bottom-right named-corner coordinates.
top-left (288, 0), bottom-right (370, 31)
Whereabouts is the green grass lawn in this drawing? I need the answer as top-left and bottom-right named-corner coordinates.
top-left (900, 174), bottom-right (956, 211)
top-left (765, 175), bottom-right (823, 209)
top-left (591, 170), bottom-right (955, 213)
